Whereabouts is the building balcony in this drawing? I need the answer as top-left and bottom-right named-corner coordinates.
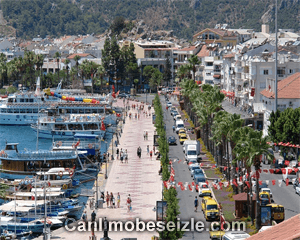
top-left (205, 65), bottom-right (214, 70)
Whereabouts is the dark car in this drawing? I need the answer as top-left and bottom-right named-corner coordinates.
top-left (168, 136), bottom-right (177, 145)
top-left (119, 93), bottom-right (130, 98)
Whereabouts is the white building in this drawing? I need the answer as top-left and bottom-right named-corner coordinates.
top-left (260, 72), bottom-right (300, 136)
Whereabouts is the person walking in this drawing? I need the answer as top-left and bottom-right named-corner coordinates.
top-left (116, 148), bottom-right (119, 160)
top-left (145, 131), bottom-right (148, 140)
top-left (82, 211), bottom-right (87, 227)
top-left (112, 194), bottom-right (116, 208)
top-left (194, 196), bottom-right (199, 212)
top-left (106, 191), bottom-right (110, 208)
top-left (110, 192), bottom-right (113, 208)
top-left (150, 150), bottom-right (153, 159)
top-left (125, 149), bottom-right (128, 163)
top-left (143, 131), bottom-right (146, 140)
top-left (117, 192), bottom-right (120, 208)
top-left (172, 125), bottom-right (175, 132)
top-left (147, 145), bottom-right (149, 155)
top-left (91, 210), bottom-right (96, 222)
top-left (120, 150), bottom-right (124, 163)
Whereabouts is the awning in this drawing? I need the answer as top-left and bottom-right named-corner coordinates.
top-left (213, 74), bottom-right (221, 79)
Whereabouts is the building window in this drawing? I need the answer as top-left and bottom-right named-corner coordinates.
top-left (263, 70), bottom-right (269, 75)
top-left (206, 62), bottom-right (213, 66)
top-left (260, 82), bottom-right (266, 89)
top-left (277, 104), bottom-right (286, 111)
top-left (289, 69), bottom-right (294, 74)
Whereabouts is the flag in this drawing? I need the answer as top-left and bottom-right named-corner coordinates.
top-left (112, 92), bottom-right (116, 98)
top-left (100, 121), bottom-right (106, 131)
top-left (281, 168), bottom-right (286, 174)
top-left (294, 168), bottom-right (299, 173)
top-left (220, 215), bottom-right (226, 230)
top-left (192, 182), bottom-right (195, 186)
top-left (286, 178), bottom-right (289, 186)
top-left (245, 181), bottom-right (250, 189)
top-left (177, 181), bottom-right (183, 186)
top-left (178, 160), bottom-right (182, 164)
top-left (272, 180), bottom-right (276, 185)
top-left (219, 182), bottom-right (223, 188)
top-left (278, 179), bottom-right (282, 187)
top-left (74, 139), bottom-right (80, 148)
top-left (188, 185), bottom-right (192, 191)
top-left (259, 180), bottom-right (262, 186)
top-left (116, 90), bottom-right (120, 97)
top-left (224, 166), bottom-right (227, 171)
top-left (288, 168), bottom-right (293, 174)
top-left (265, 180), bottom-right (269, 185)
top-left (224, 182), bottom-right (229, 187)
top-left (269, 169), bottom-right (274, 174)
top-left (236, 167), bottom-right (239, 172)
top-left (180, 185), bottom-right (185, 191)
top-left (239, 176), bottom-right (243, 182)
top-left (285, 160), bottom-right (290, 166)
top-left (112, 85), bottom-right (115, 92)
top-left (263, 169), bottom-right (268, 173)
top-left (200, 163), bottom-right (204, 167)
top-left (212, 164), bottom-right (216, 169)
top-left (196, 185), bottom-right (199, 191)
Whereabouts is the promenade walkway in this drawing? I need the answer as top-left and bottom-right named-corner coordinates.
top-left (43, 98), bottom-right (161, 240)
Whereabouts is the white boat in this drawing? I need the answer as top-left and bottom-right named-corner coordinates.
top-left (31, 113), bottom-right (117, 139)
top-left (0, 79), bottom-right (114, 125)
top-left (0, 143), bottom-right (81, 180)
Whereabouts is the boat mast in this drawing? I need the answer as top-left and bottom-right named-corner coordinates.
top-left (14, 185), bottom-right (16, 235)
top-left (43, 171), bottom-right (47, 240)
top-left (35, 176), bottom-right (37, 217)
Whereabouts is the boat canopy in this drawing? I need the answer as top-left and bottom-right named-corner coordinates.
top-left (74, 133), bottom-right (100, 139)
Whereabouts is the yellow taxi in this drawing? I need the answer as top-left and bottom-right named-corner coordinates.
top-left (259, 191), bottom-right (271, 206)
top-left (179, 134), bottom-right (188, 144)
top-left (209, 224), bottom-right (225, 240)
top-left (201, 189), bottom-right (212, 198)
top-left (204, 198), bottom-right (220, 221)
top-left (201, 196), bottom-right (212, 212)
top-left (267, 203), bottom-right (285, 223)
top-left (178, 129), bottom-right (186, 138)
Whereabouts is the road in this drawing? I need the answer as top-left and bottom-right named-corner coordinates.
top-left (258, 162), bottom-right (300, 220)
top-left (161, 95), bottom-right (211, 240)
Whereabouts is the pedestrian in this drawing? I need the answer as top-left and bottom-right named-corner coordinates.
top-left (150, 150), bottom-right (153, 159)
top-left (143, 131), bottom-right (146, 140)
top-left (117, 192), bottom-right (120, 208)
top-left (91, 210), bottom-right (96, 222)
top-left (82, 211), bottom-right (87, 226)
top-left (110, 192), bottom-right (113, 207)
top-left (172, 125), bottom-right (175, 132)
top-left (147, 145), bottom-right (149, 155)
top-left (125, 149), bottom-right (128, 163)
top-left (112, 194), bottom-right (116, 208)
top-left (194, 196), bottom-right (199, 212)
top-left (106, 191), bottom-right (110, 208)
top-left (116, 148), bottom-right (119, 160)
top-left (120, 150), bottom-right (124, 163)
top-left (146, 131), bottom-right (148, 140)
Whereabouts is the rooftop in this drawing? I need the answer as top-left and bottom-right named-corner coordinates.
top-left (246, 214), bottom-right (300, 240)
top-left (197, 45), bottom-right (210, 58)
top-left (260, 72), bottom-right (300, 99)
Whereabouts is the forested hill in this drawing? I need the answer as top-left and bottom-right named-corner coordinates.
top-left (1, 0), bottom-right (300, 40)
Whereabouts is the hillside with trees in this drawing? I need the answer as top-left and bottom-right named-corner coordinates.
top-left (0, 0), bottom-right (299, 39)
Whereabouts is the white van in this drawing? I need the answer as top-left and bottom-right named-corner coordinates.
top-left (175, 120), bottom-right (184, 133)
top-left (282, 167), bottom-right (297, 183)
top-left (222, 231), bottom-right (250, 240)
top-left (174, 115), bottom-right (182, 121)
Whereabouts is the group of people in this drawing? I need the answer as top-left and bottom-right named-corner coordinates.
top-left (116, 148), bottom-right (128, 163)
top-left (105, 191), bottom-right (121, 209)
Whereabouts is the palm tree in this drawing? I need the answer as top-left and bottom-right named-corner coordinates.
top-left (233, 128), bottom-right (274, 230)
top-left (34, 54), bottom-right (44, 89)
top-left (0, 53), bottom-right (7, 88)
top-left (64, 59), bottom-right (70, 87)
top-left (95, 64), bottom-right (105, 93)
top-left (23, 51), bottom-right (35, 90)
top-left (15, 56), bottom-right (25, 88)
top-left (177, 64), bottom-right (189, 81)
top-left (7, 59), bottom-right (18, 85)
top-left (188, 54), bottom-right (201, 81)
top-left (54, 52), bottom-right (61, 83)
top-left (73, 55), bottom-right (81, 72)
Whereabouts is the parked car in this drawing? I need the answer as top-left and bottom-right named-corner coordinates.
top-left (293, 178), bottom-right (300, 189)
top-left (198, 182), bottom-right (209, 194)
top-left (188, 163), bottom-right (199, 171)
top-left (259, 191), bottom-right (271, 206)
top-left (178, 129), bottom-right (187, 138)
top-left (295, 186), bottom-right (300, 195)
top-left (179, 134), bottom-right (188, 144)
top-left (118, 93), bottom-right (130, 98)
top-left (194, 174), bottom-right (206, 184)
top-left (167, 102), bottom-right (172, 108)
top-left (191, 168), bottom-right (203, 179)
top-left (260, 188), bottom-right (273, 198)
top-left (168, 136), bottom-right (177, 145)
top-left (187, 159), bottom-right (198, 166)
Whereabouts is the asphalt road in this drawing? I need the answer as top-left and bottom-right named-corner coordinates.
top-left (258, 162), bottom-right (300, 220)
top-left (161, 95), bottom-right (211, 240)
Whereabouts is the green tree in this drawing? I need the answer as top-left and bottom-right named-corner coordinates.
top-left (0, 53), bottom-right (7, 88)
top-left (110, 16), bottom-right (126, 36)
top-left (163, 53), bottom-right (172, 86)
top-left (188, 54), bottom-right (201, 81)
top-left (64, 59), bottom-right (71, 87)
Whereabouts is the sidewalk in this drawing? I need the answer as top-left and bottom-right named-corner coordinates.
top-left (44, 98), bottom-right (161, 240)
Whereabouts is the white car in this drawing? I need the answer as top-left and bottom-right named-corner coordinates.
top-left (198, 182), bottom-right (209, 196)
top-left (188, 163), bottom-right (199, 171)
top-left (260, 188), bottom-right (273, 198)
top-left (296, 186), bottom-right (300, 195)
top-left (167, 102), bottom-right (172, 108)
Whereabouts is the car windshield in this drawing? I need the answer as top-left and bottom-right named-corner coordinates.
top-left (260, 194), bottom-right (269, 199)
top-left (272, 207), bottom-right (284, 213)
top-left (192, 167), bottom-right (200, 171)
top-left (194, 169), bottom-right (202, 174)
top-left (207, 204), bottom-right (218, 210)
top-left (187, 150), bottom-right (197, 155)
top-left (203, 192), bottom-right (211, 196)
top-left (181, 136), bottom-right (187, 139)
top-left (177, 124), bottom-right (184, 128)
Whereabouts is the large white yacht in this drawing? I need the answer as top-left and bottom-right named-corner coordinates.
top-left (0, 79), bottom-right (112, 125)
